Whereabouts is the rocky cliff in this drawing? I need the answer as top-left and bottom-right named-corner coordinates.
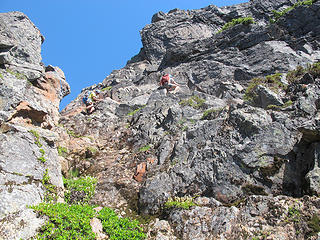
top-left (0, 11), bottom-right (69, 239)
top-left (1, 0), bottom-right (320, 239)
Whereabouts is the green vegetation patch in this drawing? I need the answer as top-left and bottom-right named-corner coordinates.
top-left (31, 203), bottom-right (146, 240)
top-left (98, 207), bottom-right (146, 240)
top-left (6, 68), bottom-right (27, 80)
top-left (127, 105), bottom-right (146, 116)
top-left (31, 203), bottom-right (97, 240)
top-left (179, 95), bottom-right (206, 109)
top-left (38, 148), bottom-right (47, 163)
top-left (218, 16), bottom-right (255, 33)
top-left (308, 214), bottom-right (320, 237)
top-left (63, 176), bottom-right (97, 204)
top-left (287, 62), bottom-right (320, 83)
top-left (68, 168), bottom-right (80, 178)
top-left (42, 169), bottom-right (58, 202)
top-left (267, 100), bottom-right (293, 110)
top-left (57, 146), bottom-right (68, 157)
top-left (308, 61), bottom-right (320, 78)
top-left (164, 196), bottom-right (196, 210)
top-left (270, 0), bottom-right (318, 23)
top-left (201, 107), bottom-right (224, 120)
top-left (66, 129), bottom-right (82, 138)
top-left (286, 66), bottom-right (306, 83)
top-left (244, 73), bottom-right (286, 103)
top-left (138, 145), bottom-right (151, 152)
top-left (29, 129), bottom-right (43, 147)
top-left (0, 73), bottom-right (3, 80)
top-left (102, 86), bottom-right (112, 91)
top-left (177, 119), bottom-right (189, 131)
top-left (287, 206), bottom-right (302, 223)
top-left (86, 146), bottom-right (98, 155)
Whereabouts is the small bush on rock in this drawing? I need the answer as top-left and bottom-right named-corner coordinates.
top-left (63, 176), bottom-right (97, 204)
top-left (165, 196), bottom-right (196, 210)
top-left (29, 129), bottom-right (42, 147)
top-left (270, 0), bottom-right (318, 23)
top-left (286, 62), bottom-right (320, 83)
top-left (98, 207), bottom-right (146, 240)
top-left (31, 203), bottom-right (96, 240)
top-left (179, 95), bottom-right (206, 109)
top-left (201, 108), bottom-right (224, 120)
top-left (57, 146), bottom-right (68, 157)
top-left (244, 73), bottom-right (286, 103)
top-left (308, 214), bottom-right (320, 237)
top-left (218, 16), bottom-right (255, 33)
top-left (286, 66), bottom-right (306, 83)
top-left (307, 62), bottom-right (320, 78)
top-left (138, 144), bottom-right (151, 152)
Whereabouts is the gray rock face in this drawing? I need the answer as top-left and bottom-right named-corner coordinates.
top-left (0, 125), bottom-right (63, 239)
top-left (0, 12), bottom-right (67, 239)
top-left (167, 195), bottom-right (320, 239)
top-left (0, 12), bottom-right (44, 79)
top-left (55, 0), bottom-right (320, 239)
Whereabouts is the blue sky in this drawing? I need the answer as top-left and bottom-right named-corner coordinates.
top-left (2, 0), bottom-right (248, 110)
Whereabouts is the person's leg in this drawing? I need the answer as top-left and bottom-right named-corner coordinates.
top-left (89, 106), bottom-right (95, 113)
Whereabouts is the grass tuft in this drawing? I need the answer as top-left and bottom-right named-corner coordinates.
top-left (218, 16), bottom-right (255, 33)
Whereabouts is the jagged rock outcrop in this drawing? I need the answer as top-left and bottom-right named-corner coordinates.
top-left (0, 12), bottom-right (68, 239)
top-left (60, 0), bottom-right (320, 239)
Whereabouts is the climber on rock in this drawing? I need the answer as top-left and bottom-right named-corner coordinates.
top-left (82, 89), bottom-right (101, 114)
top-left (159, 74), bottom-right (180, 94)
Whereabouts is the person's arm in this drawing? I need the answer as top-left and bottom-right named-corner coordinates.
top-left (170, 79), bottom-right (180, 86)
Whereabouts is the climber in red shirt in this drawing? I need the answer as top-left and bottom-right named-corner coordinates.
top-left (159, 74), bottom-right (180, 93)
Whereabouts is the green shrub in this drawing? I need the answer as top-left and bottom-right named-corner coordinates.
top-left (86, 146), bottom-right (98, 155)
top-left (164, 196), bottom-right (196, 210)
top-left (6, 68), bottom-right (27, 80)
top-left (41, 169), bottom-right (58, 202)
top-left (179, 95), bottom-right (205, 109)
top-left (68, 168), bottom-right (80, 178)
top-left (102, 86), bottom-right (112, 91)
top-left (286, 62), bottom-right (320, 83)
top-left (308, 214), bottom-right (320, 236)
top-left (307, 62), bottom-right (320, 78)
top-left (63, 176), bottom-right (97, 204)
top-left (29, 129), bottom-right (43, 147)
top-left (0, 73), bottom-right (3, 80)
top-left (30, 203), bottom-right (96, 240)
top-left (201, 108), bottom-right (224, 120)
top-left (286, 66), bottom-right (306, 83)
top-left (267, 100), bottom-right (293, 110)
top-left (38, 148), bottom-right (47, 163)
top-left (98, 207), bottom-right (146, 240)
top-left (66, 129), bottom-right (82, 138)
top-left (287, 206), bottom-right (301, 223)
top-left (265, 73), bottom-right (286, 92)
top-left (38, 156), bottom-right (46, 163)
top-left (270, 0), bottom-right (318, 23)
top-left (57, 146), bottom-right (68, 157)
top-left (30, 203), bottom-right (146, 240)
top-left (138, 145), bottom-right (151, 152)
top-left (243, 77), bottom-right (264, 102)
top-left (42, 169), bottom-right (51, 185)
top-left (127, 107), bottom-right (143, 116)
top-left (218, 16), bottom-right (255, 33)
top-left (244, 73), bottom-right (287, 103)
